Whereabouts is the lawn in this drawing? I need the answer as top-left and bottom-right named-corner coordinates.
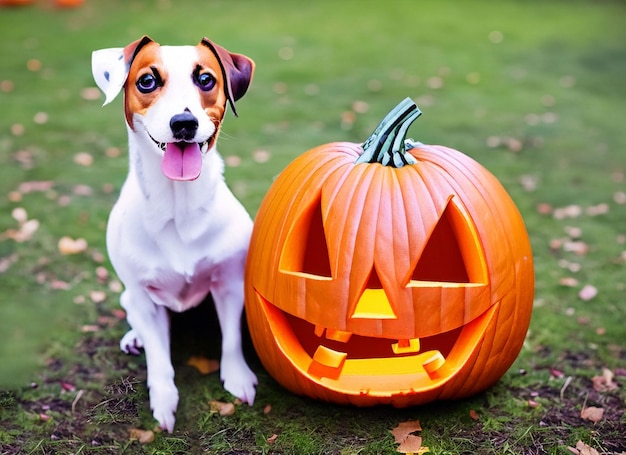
top-left (1, 0), bottom-right (625, 453)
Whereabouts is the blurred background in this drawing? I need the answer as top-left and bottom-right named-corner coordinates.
top-left (0, 0), bottom-right (624, 393)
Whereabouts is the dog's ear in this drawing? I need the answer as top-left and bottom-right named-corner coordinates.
top-left (91, 36), bottom-right (153, 106)
top-left (200, 38), bottom-right (255, 117)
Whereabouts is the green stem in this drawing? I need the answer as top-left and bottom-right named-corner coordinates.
top-left (356, 98), bottom-right (422, 168)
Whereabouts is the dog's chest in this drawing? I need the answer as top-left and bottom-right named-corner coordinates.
top-left (142, 258), bottom-right (215, 313)
top-left (139, 218), bottom-right (225, 312)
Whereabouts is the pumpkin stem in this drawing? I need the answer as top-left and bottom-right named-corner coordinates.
top-left (356, 97), bottom-right (422, 168)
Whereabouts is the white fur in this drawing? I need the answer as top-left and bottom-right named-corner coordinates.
top-left (92, 44), bottom-right (257, 433)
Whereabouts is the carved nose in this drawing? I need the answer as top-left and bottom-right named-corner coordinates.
top-left (170, 110), bottom-right (198, 141)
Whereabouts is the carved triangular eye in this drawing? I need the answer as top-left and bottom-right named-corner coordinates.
top-left (411, 198), bottom-right (487, 285)
top-left (279, 196), bottom-right (332, 279)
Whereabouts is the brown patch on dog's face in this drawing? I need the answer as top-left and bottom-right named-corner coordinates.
top-left (124, 41), bottom-right (162, 129)
top-left (194, 43), bottom-right (228, 139)
top-left (123, 41), bottom-right (228, 137)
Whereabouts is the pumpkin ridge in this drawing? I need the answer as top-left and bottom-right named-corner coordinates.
top-left (342, 165), bottom-right (384, 322)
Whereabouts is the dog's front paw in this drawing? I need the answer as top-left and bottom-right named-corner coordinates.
top-left (120, 329), bottom-right (144, 355)
top-left (221, 358), bottom-right (258, 405)
top-left (149, 380), bottom-right (179, 433)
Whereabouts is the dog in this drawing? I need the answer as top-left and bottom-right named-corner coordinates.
top-left (91, 36), bottom-right (257, 432)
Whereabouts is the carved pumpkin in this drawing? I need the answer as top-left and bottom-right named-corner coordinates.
top-left (244, 98), bottom-right (534, 406)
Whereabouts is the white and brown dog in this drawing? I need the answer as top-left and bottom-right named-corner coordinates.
top-left (91, 36), bottom-right (257, 432)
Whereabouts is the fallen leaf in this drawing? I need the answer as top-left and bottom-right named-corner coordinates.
top-left (58, 236), bottom-right (88, 255)
top-left (81, 324), bottom-right (100, 333)
top-left (0, 80), bottom-right (14, 92)
top-left (252, 149), bottom-right (271, 163)
top-left (74, 152), bottom-right (94, 166)
top-left (111, 308), bottom-right (126, 320)
top-left (0, 254), bottom-right (18, 273)
top-left (27, 59), bottom-right (42, 72)
top-left (33, 112), bottom-right (49, 124)
top-left (17, 180), bottom-right (54, 194)
top-left (187, 356), bottom-right (219, 375)
top-left (267, 434), bottom-right (278, 444)
top-left (129, 428), bottom-right (155, 444)
top-left (469, 409), bottom-right (479, 421)
top-left (61, 381), bottom-right (76, 392)
top-left (2, 217), bottom-right (40, 243)
top-left (563, 240), bottom-right (589, 255)
top-left (11, 123), bottom-right (25, 136)
top-left (209, 400), bottom-right (236, 416)
top-left (219, 403), bottom-right (235, 416)
top-left (592, 368), bottom-right (618, 392)
top-left (11, 207), bottom-right (28, 223)
top-left (559, 277), bottom-right (579, 287)
top-left (89, 291), bottom-right (107, 303)
top-left (397, 435), bottom-right (429, 454)
top-left (390, 420), bottom-right (422, 443)
top-left (567, 440), bottom-right (600, 455)
top-left (586, 203), bottom-right (609, 216)
top-left (72, 184), bottom-right (93, 196)
top-left (50, 280), bottom-right (71, 290)
top-left (536, 202), bottom-right (553, 215)
top-left (550, 368), bottom-right (564, 379)
top-left (578, 284), bottom-right (598, 301)
top-left (109, 280), bottom-right (124, 293)
top-left (580, 406), bottom-right (604, 423)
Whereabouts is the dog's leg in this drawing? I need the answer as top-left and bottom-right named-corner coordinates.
top-left (212, 275), bottom-right (258, 405)
top-left (120, 288), bottom-right (179, 432)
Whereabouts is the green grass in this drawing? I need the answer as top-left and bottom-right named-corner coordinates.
top-left (1, 0), bottom-right (625, 453)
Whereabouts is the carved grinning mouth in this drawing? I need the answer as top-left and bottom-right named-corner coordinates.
top-left (255, 291), bottom-right (499, 396)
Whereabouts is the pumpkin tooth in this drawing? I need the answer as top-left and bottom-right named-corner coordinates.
top-left (392, 338), bottom-right (421, 354)
top-left (308, 345), bottom-right (347, 379)
top-left (325, 328), bottom-right (352, 343)
top-left (422, 351), bottom-right (446, 379)
top-left (314, 325), bottom-right (326, 337)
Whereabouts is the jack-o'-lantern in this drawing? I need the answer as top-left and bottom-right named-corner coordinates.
top-left (244, 98), bottom-right (534, 406)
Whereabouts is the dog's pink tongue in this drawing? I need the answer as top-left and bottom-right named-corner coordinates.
top-left (161, 142), bottom-right (202, 181)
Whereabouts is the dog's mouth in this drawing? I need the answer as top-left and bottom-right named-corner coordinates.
top-left (150, 136), bottom-right (211, 181)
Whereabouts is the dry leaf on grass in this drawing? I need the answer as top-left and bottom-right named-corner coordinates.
top-left (580, 406), bottom-right (604, 423)
top-left (186, 356), bottom-right (219, 375)
top-left (567, 440), bottom-right (600, 455)
top-left (267, 434), bottom-right (278, 444)
top-left (390, 420), bottom-right (422, 443)
top-left (390, 420), bottom-right (429, 454)
top-left (2, 212), bottom-right (40, 243)
top-left (58, 236), bottom-right (88, 255)
top-left (397, 435), bottom-right (427, 454)
top-left (209, 400), bottom-right (236, 416)
top-left (129, 428), bottom-right (155, 444)
top-left (578, 284), bottom-right (598, 301)
top-left (592, 368), bottom-right (619, 392)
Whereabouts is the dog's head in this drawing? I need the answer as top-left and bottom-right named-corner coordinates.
top-left (91, 36), bottom-right (254, 181)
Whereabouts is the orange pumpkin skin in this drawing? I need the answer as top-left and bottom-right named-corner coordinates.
top-left (244, 99), bottom-right (534, 406)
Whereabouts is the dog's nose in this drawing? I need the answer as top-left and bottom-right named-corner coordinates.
top-left (170, 111), bottom-right (199, 141)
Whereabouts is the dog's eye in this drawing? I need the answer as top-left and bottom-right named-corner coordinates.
top-left (195, 72), bottom-right (216, 91)
top-left (136, 73), bottom-right (159, 93)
